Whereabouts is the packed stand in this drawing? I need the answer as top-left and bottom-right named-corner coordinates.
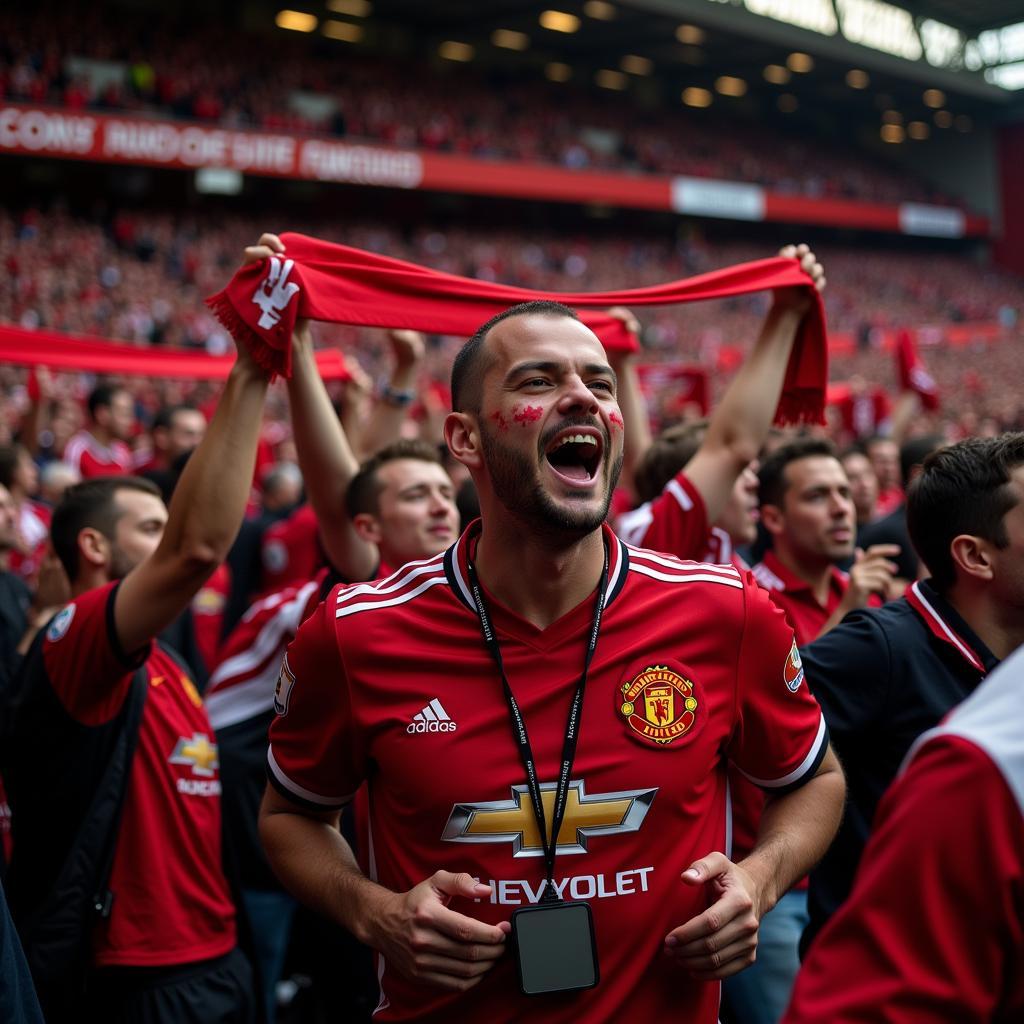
top-left (0, 4), bottom-right (960, 207)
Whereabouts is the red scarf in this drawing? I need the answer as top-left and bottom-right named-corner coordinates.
top-left (207, 232), bottom-right (829, 424)
top-left (895, 328), bottom-right (940, 411)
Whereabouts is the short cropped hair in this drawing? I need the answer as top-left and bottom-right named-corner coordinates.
top-left (634, 421), bottom-right (709, 504)
top-left (51, 475), bottom-right (161, 582)
top-left (346, 440), bottom-right (444, 520)
top-left (0, 444), bottom-right (26, 490)
top-left (151, 404), bottom-right (200, 434)
top-left (906, 433), bottom-right (1024, 592)
top-left (451, 300), bottom-right (579, 413)
top-left (87, 383), bottom-right (127, 421)
top-left (900, 434), bottom-right (942, 486)
top-left (758, 438), bottom-right (838, 509)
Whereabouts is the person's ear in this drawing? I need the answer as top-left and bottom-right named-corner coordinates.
top-left (759, 503), bottom-right (784, 538)
top-left (352, 513), bottom-right (383, 546)
top-left (444, 412), bottom-right (484, 472)
top-left (949, 534), bottom-right (995, 584)
top-left (78, 527), bottom-right (110, 572)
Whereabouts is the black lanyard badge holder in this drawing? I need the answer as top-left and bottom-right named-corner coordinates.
top-left (467, 549), bottom-right (607, 997)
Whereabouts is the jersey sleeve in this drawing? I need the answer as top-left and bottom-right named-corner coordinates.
top-left (618, 471), bottom-right (710, 560)
top-left (799, 608), bottom-right (890, 745)
top-left (784, 736), bottom-right (1024, 1024)
top-left (266, 589), bottom-right (367, 811)
top-left (40, 580), bottom-right (148, 725)
top-left (728, 575), bottom-right (828, 792)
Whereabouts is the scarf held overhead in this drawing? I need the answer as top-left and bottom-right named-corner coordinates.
top-left (207, 232), bottom-right (829, 424)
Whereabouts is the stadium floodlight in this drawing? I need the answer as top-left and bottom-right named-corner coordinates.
top-left (777, 93), bottom-right (799, 112)
top-left (882, 109), bottom-right (902, 124)
top-left (621, 55), bottom-right (653, 75)
top-left (835, 0), bottom-right (922, 61)
top-left (439, 41), bottom-right (474, 61)
top-left (923, 89), bottom-right (945, 107)
top-left (763, 65), bottom-right (791, 84)
top-left (326, 0), bottom-right (371, 15)
top-left (933, 110), bottom-right (953, 127)
top-left (545, 61), bottom-right (572, 81)
top-left (540, 10), bottom-right (580, 33)
top-left (322, 20), bottom-right (362, 42)
top-left (986, 62), bottom-right (1024, 90)
top-left (596, 69), bottom-right (628, 89)
top-left (675, 25), bottom-right (705, 45)
top-left (583, 1), bottom-right (616, 19)
top-left (920, 19), bottom-right (962, 69)
top-left (880, 123), bottom-right (904, 143)
top-left (845, 69), bottom-right (870, 88)
top-left (275, 10), bottom-right (317, 32)
top-left (715, 76), bottom-right (747, 96)
top-left (744, 0), bottom-right (837, 37)
top-left (682, 87), bottom-right (713, 107)
top-left (907, 121), bottom-right (929, 140)
top-left (492, 29), bottom-right (529, 50)
top-left (786, 52), bottom-right (814, 72)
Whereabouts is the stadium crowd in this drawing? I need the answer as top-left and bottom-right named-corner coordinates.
top-left (0, 220), bottom-right (1022, 1024)
top-left (0, 3), bottom-right (961, 207)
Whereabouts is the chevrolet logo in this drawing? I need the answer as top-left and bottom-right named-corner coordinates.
top-left (169, 733), bottom-right (219, 777)
top-left (442, 779), bottom-right (657, 858)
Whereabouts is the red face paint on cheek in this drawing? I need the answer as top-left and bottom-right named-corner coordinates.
top-left (489, 411), bottom-right (509, 431)
top-left (609, 411), bottom-right (624, 430)
top-left (513, 404), bottom-right (543, 425)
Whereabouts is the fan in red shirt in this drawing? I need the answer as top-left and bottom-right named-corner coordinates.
top-left (753, 438), bottom-right (899, 646)
top-left (4, 335), bottom-right (272, 1023)
top-left (0, 444), bottom-right (51, 583)
top-left (259, 255), bottom-right (845, 1024)
top-left (62, 384), bottom-right (136, 479)
top-left (784, 644), bottom-right (1024, 1024)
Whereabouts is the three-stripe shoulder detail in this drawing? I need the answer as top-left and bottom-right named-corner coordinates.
top-left (625, 545), bottom-right (744, 589)
top-left (335, 554), bottom-right (449, 619)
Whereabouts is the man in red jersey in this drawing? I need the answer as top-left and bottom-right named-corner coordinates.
top-left (4, 336), bottom-right (271, 1023)
top-left (260, 293), bottom-right (845, 1024)
top-left (784, 644), bottom-right (1024, 1024)
top-left (753, 438), bottom-right (899, 644)
top-left (62, 383), bottom-right (135, 479)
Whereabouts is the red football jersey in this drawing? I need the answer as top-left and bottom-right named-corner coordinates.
top-left (260, 503), bottom-right (320, 595)
top-left (206, 572), bottom-right (325, 731)
top-left (785, 648), bottom-right (1024, 1023)
top-left (40, 583), bottom-right (236, 967)
top-left (62, 431), bottom-right (133, 479)
top-left (616, 471), bottom-right (709, 561)
top-left (8, 499), bottom-right (50, 582)
top-left (269, 523), bottom-right (827, 1024)
top-left (190, 561), bottom-right (231, 674)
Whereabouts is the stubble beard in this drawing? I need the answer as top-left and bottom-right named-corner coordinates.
top-left (479, 420), bottom-right (623, 540)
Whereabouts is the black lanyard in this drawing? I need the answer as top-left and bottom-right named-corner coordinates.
top-left (466, 543), bottom-right (609, 903)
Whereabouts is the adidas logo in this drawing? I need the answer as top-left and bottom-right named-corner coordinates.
top-left (407, 698), bottom-right (458, 734)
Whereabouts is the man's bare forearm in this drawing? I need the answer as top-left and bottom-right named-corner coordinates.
top-left (164, 358), bottom-right (269, 568)
top-left (739, 748), bottom-right (845, 915)
top-left (286, 324), bottom-right (376, 581)
top-left (260, 798), bottom-right (389, 945)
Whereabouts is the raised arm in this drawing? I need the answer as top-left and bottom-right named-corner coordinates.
top-left (113, 343), bottom-right (270, 653)
top-left (244, 233), bottom-right (379, 583)
top-left (356, 329), bottom-right (426, 459)
top-left (684, 244), bottom-right (825, 524)
top-left (605, 307), bottom-right (653, 504)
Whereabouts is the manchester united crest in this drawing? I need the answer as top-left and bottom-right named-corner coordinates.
top-left (618, 666), bottom-right (698, 746)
